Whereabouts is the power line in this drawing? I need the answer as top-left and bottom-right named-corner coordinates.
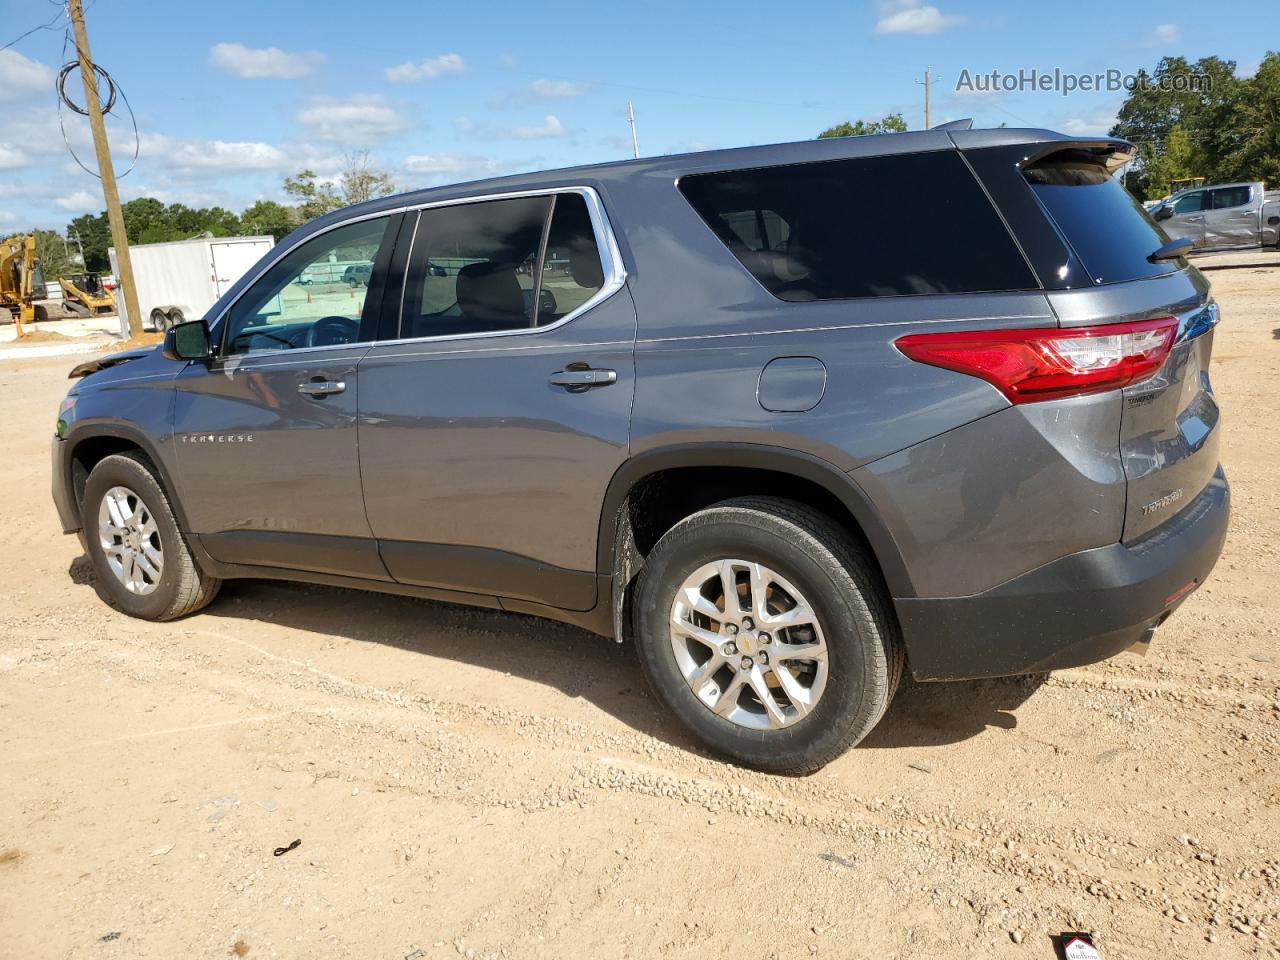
top-left (0, 4), bottom-right (67, 53)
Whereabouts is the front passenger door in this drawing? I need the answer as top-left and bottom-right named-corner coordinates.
top-left (172, 214), bottom-right (399, 580)
top-left (1164, 191), bottom-right (1206, 247)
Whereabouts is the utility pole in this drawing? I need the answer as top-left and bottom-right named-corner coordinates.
top-left (626, 100), bottom-right (640, 159)
top-left (922, 69), bottom-right (932, 130)
top-left (67, 0), bottom-right (142, 337)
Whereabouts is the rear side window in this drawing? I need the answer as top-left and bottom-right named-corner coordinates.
top-left (1024, 154), bottom-right (1175, 283)
top-left (1211, 185), bottom-right (1251, 209)
top-left (678, 152), bottom-right (1035, 300)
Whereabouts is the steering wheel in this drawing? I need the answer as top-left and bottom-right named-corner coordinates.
top-left (309, 315), bottom-right (359, 347)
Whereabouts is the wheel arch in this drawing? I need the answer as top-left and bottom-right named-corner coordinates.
top-left (63, 424), bottom-right (190, 533)
top-left (596, 444), bottom-right (916, 602)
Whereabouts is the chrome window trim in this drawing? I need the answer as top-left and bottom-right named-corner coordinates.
top-left (207, 185), bottom-right (627, 355)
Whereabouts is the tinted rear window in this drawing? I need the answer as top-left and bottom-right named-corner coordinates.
top-left (1024, 156), bottom-right (1175, 283)
top-left (678, 151), bottom-right (1036, 300)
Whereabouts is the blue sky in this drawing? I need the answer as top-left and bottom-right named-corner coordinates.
top-left (0, 0), bottom-right (1272, 231)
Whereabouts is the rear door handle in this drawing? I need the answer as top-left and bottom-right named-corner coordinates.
top-left (549, 367), bottom-right (617, 391)
top-left (298, 378), bottom-right (346, 397)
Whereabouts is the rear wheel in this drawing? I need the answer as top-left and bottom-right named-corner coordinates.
top-left (167, 307), bottom-right (185, 326)
top-left (634, 497), bottom-right (903, 774)
top-left (149, 308), bottom-right (169, 331)
top-left (82, 452), bottom-right (221, 621)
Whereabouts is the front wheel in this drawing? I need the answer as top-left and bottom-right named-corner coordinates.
top-left (634, 497), bottom-right (903, 774)
top-left (82, 452), bottom-right (221, 621)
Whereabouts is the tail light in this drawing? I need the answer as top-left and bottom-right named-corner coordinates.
top-left (896, 316), bottom-right (1178, 404)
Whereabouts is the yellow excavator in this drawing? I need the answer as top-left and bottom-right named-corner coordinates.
top-left (1, 233), bottom-right (43, 336)
top-left (58, 273), bottom-right (116, 317)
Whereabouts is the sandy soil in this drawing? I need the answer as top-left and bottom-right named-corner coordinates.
top-left (1, 266), bottom-right (1277, 960)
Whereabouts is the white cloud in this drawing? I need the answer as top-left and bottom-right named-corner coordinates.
top-left (209, 42), bottom-right (324, 78)
top-left (385, 53), bottom-right (465, 84)
top-left (0, 143), bottom-right (26, 169)
top-left (1061, 107), bottom-right (1118, 136)
top-left (513, 115), bottom-right (568, 139)
top-left (455, 114), bottom-right (569, 141)
top-left (529, 79), bottom-right (590, 99)
top-left (0, 50), bottom-right (53, 101)
top-left (1148, 23), bottom-right (1180, 46)
top-left (55, 190), bottom-right (99, 213)
top-left (296, 95), bottom-right (412, 144)
top-left (402, 152), bottom-right (506, 177)
top-left (875, 0), bottom-right (963, 34)
top-left (164, 139), bottom-right (290, 172)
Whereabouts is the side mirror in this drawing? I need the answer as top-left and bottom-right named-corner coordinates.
top-left (164, 319), bottom-right (212, 361)
top-left (1154, 206), bottom-right (1173, 221)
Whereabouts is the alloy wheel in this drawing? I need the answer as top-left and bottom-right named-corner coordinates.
top-left (98, 485), bottom-right (163, 595)
top-left (669, 559), bottom-right (829, 730)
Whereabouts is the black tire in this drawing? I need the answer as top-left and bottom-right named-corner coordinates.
top-left (633, 497), bottom-right (904, 774)
top-left (34, 304), bottom-right (49, 323)
top-left (81, 452), bottom-right (221, 621)
top-left (167, 308), bottom-right (185, 326)
top-left (150, 308), bottom-right (170, 332)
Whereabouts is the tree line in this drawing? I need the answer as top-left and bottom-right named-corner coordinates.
top-left (60, 151), bottom-right (396, 274)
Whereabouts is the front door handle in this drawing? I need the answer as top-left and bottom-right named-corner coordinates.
top-left (298, 378), bottom-right (346, 397)
top-left (549, 367), bottom-right (617, 391)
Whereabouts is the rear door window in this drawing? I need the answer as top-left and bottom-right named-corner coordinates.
top-left (399, 192), bottom-right (609, 339)
top-left (1211, 185), bottom-right (1251, 209)
top-left (678, 151), bottom-right (1036, 300)
top-left (1023, 154), bottom-right (1177, 284)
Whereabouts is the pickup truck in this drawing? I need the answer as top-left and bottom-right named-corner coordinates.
top-left (1151, 181), bottom-right (1280, 251)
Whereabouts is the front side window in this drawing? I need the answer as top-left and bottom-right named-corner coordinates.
top-left (222, 216), bottom-right (392, 356)
top-left (1173, 192), bottom-right (1205, 214)
top-left (1211, 186), bottom-right (1251, 209)
top-left (679, 152), bottom-right (1035, 300)
top-left (401, 191), bottom-right (606, 338)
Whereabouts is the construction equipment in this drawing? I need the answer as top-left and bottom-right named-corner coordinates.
top-left (1, 234), bottom-right (44, 336)
top-left (58, 272), bottom-right (116, 317)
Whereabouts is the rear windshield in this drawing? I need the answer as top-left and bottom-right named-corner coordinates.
top-left (1024, 155), bottom-right (1175, 283)
top-left (678, 152), bottom-right (1036, 300)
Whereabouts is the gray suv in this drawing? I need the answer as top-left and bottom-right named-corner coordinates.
top-left (52, 128), bottom-right (1229, 773)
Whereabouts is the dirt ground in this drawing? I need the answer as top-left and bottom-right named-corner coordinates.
top-left (1, 264), bottom-right (1277, 960)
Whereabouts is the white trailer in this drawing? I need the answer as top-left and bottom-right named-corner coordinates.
top-left (108, 235), bottom-right (274, 334)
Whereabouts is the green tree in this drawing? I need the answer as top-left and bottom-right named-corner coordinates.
top-left (1213, 51), bottom-right (1280, 185)
top-left (1110, 55), bottom-right (1253, 197)
top-left (1137, 124), bottom-right (1198, 199)
top-left (817, 113), bottom-right (908, 138)
top-left (284, 169), bottom-right (342, 221)
top-left (32, 230), bottom-right (76, 281)
top-left (121, 197), bottom-right (167, 244)
top-left (65, 212), bottom-right (110, 272)
top-left (239, 200), bottom-right (296, 240)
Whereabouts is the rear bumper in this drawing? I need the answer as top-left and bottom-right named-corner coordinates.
top-left (896, 466), bottom-right (1229, 681)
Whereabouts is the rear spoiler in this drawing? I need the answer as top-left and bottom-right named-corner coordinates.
top-left (1023, 139), bottom-right (1136, 174)
top-left (948, 129), bottom-right (1135, 172)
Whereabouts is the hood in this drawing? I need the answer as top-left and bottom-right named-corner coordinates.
top-left (68, 345), bottom-right (165, 382)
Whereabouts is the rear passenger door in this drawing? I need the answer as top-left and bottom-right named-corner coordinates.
top-left (1202, 185), bottom-right (1255, 248)
top-left (357, 189), bottom-right (635, 611)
